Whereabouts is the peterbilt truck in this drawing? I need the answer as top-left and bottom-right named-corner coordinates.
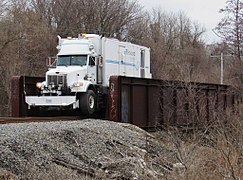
top-left (25, 34), bottom-right (152, 115)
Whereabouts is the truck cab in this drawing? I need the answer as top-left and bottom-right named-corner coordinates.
top-left (26, 34), bottom-right (102, 115)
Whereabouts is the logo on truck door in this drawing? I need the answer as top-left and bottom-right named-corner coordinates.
top-left (124, 49), bottom-right (135, 56)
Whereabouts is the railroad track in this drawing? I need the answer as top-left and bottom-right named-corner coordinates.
top-left (0, 116), bottom-right (82, 124)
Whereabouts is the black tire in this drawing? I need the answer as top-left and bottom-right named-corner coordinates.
top-left (79, 90), bottom-right (96, 115)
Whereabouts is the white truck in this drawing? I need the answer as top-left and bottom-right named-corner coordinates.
top-left (25, 34), bottom-right (152, 115)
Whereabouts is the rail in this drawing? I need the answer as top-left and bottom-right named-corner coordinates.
top-left (0, 116), bottom-right (81, 124)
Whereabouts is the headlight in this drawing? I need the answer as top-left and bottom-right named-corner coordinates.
top-left (73, 82), bottom-right (84, 87)
top-left (36, 82), bottom-right (42, 89)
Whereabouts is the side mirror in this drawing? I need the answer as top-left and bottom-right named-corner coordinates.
top-left (47, 57), bottom-right (57, 68)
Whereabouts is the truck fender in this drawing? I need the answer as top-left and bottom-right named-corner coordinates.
top-left (71, 81), bottom-right (95, 93)
top-left (84, 81), bottom-right (96, 92)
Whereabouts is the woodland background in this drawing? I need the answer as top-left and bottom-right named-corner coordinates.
top-left (0, 0), bottom-right (242, 116)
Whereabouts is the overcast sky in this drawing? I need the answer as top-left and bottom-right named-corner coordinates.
top-left (138, 0), bottom-right (227, 43)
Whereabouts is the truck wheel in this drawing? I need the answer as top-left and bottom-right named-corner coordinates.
top-left (80, 90), bottom-right (96, 115)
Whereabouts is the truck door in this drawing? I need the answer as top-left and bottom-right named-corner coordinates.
top-left (140, 50), bottom-right (145, 78)
top-left (119, 45), bottom-right (126, 76)
top-left (87, 56), bottom-right (97, 83)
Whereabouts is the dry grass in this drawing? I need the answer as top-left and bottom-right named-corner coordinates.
top-left (152, 112), bottom-right (243, 180)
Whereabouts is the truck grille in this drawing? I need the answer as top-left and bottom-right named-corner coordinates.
top-left (47, 75), bottom-right (67, 87)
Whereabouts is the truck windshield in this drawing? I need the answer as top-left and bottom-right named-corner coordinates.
top-left (57, 55), bottom-right (87, 66)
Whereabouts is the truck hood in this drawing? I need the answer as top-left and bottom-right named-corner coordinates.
top-left (46, 66), bottom-right (86, 76)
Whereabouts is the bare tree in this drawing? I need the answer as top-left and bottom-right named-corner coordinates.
top-left (136, 9), bottom-right (207, 82)
top-left (29, 0), bottom-right (143, 38)
top-left (0, 0), bottom-right (56, 115)
top-left (121, 11), bottom-right (150, 43)
top-left (215, 0), bottom-right (243, 61)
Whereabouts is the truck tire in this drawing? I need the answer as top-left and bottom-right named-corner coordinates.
top-left (80, 90), bottom-right (96, 115)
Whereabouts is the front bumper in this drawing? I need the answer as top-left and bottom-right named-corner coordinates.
top-left (26, 96), bottom-right (79, 109)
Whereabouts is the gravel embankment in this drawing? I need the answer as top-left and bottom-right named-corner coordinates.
top-left (0, 119), bottom-right (175, 179)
